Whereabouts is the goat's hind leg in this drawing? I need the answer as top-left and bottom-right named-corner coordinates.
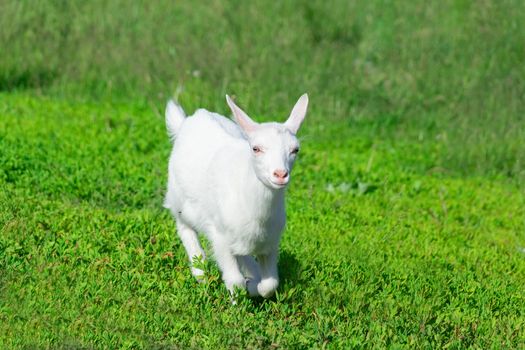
top-left (237, 255), bottom-right (261, 297)
top-left (175, 218), bottom-right (206, 281)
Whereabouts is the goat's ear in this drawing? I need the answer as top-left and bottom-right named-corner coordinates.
top-left (285, 93), bottom-right (308, 134)
top-left (226, 95), bottom-right (258, 134)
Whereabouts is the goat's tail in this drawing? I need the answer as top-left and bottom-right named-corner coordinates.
top-left (165, 100), bottom-right (186, 141)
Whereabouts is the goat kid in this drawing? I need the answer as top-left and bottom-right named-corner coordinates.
top-left (164, 94), bottom-right (308, 298)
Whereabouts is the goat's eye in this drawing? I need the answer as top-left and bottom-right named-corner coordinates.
top-left (252, 146), bottom-right (262, 153)
top-left (291, 147), bottom-right (300, 155)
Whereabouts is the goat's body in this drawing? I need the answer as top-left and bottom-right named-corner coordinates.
top-left (165, 109), bottom-right (285, 256)
top-left (164, 95), bottom-right (308, 299)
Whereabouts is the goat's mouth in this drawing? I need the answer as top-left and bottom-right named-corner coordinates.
top-left (269, 178), bottom-right (289, 188)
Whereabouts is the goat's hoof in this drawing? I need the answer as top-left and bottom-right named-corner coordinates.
top-left (191, 267), bottom-right (205, 283)
top-left (225, 275), bottom-right (246, 293)
top-left (257, 278), bottom-right (278, 298)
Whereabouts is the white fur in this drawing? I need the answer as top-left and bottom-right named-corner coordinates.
top-left (164, 94), bottom-right (308, 298)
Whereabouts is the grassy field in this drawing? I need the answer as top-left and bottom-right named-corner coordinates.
top-left (1, 0), bottom-right (525, 348)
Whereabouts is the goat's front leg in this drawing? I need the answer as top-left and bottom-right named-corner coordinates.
top-left (256, 250), bottom-right (279, 298)
top-left (212, 239), bottom-right (245, 297)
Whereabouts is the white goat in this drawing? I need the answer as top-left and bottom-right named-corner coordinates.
top-left (164, 94), bottom-right (308, 298)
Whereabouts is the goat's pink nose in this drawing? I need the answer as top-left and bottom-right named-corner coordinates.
top-left (273, 169), bottom-right (289, 179)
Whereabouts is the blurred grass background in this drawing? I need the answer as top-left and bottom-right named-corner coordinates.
top-left (1, 0), bottom-right (524, 178)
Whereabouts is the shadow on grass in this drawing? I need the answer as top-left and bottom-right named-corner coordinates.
top-left (279, 250), bottom-right (303, 286)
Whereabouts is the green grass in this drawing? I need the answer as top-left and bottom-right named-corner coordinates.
top-left (1, 93), bottom-right (524, 348)
top-left (1, 0), bottom-right (525, 348)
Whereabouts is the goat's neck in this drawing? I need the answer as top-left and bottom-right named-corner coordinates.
top-left (244, 167), bottom-right (285, 218)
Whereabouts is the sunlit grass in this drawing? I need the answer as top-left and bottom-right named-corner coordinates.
top-left (1, 93), bottom-right (524, 348)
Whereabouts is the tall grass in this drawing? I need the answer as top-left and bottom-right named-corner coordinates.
top-left (1, 0), bottom-right (524, 179)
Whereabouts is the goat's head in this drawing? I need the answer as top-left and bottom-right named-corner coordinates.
top-left (226, 94), bottom-right (309, 190)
